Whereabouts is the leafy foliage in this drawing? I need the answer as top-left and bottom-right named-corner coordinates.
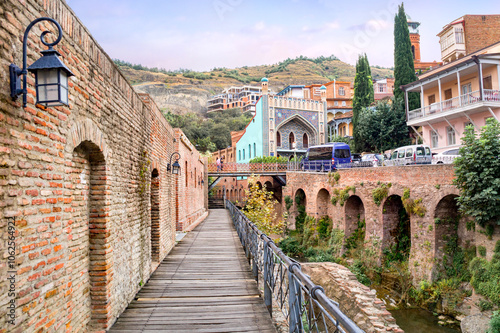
top-left (243, 175), bottom-right (284, 236)
top-left (249, 155), bottom-right (288, 164)
top-left (356, 100), bottom-right (411, 152)
top-left (372, 182), bottom-right (391, 206)
top-left (454, 118), bottom-right (500, 227)
top-left (164, 109), bottom-right (252, 152)
top-left (393, 3), bottom-right (420, 110)
top-left (489, 311), bottom-right (500, 333)
top-left (352, 54), bottom-right (374, 152)
top-left (469, 243), bottom-right (500, 306)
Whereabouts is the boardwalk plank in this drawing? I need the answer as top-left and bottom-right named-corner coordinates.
top-left (109, 209), bottom-right (276, 332)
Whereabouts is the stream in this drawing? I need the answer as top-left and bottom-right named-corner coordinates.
top-left (375, 286), bottom-right (461, 333)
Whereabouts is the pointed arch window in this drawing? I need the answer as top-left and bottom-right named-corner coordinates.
top-left (289, 132), bottom-right (295, 149)
top-left (277, 131), bottom-right (281, 147)
top-left (303, 133), bottom-right (309, 148)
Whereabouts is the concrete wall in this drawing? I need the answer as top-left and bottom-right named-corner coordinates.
top-left (0, 1), bottom-right (204, 331)
top-left (237, 100), bottom-right (263, 162)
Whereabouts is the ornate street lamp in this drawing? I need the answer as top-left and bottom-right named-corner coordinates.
top-left (167, 152), bottom-right (181, 175)
top-left (10, 17), bottom-right (74, 107)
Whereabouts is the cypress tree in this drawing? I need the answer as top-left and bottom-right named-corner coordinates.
top-left (352, 54), bottom-right (374, 152)
top-left (393, 3), bottom-right (420, 110)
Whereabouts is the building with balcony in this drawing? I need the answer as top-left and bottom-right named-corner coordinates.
top-left (438, 15), bottom-right (500, 64)
top-left (207, 85), bottom-right (263, 113)
top-left (402, 41), bottom-right (500, 153)
top-left (302, 81), bottom-right (354, 140)
top-left (374, 78), bottom-right (395, 101)
top-left (235, 78), bottom-right (327, 161)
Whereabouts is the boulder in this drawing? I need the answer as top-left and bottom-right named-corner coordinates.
top-left (461, 314), bottom-right (490, 333)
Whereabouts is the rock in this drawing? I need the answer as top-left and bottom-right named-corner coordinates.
top-left (461, 314), bottom-right (491, 333)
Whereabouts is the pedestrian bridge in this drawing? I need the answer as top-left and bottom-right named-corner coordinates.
top-left (110, 203), bottom-right (363, 333)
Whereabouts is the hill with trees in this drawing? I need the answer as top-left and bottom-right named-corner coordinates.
top-left (114, 55), bottom-right (394, 116)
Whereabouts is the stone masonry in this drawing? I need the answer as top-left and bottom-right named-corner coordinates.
top-left (302, 263), bottom-right (403, 333)
top-left (0, 0), bottom-right (205, 332)
top-left (283, 166), bottom-right (499, 283)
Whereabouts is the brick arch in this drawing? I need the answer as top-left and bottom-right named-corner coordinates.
top-left (316, 188), bottom-right (330, 218)
top-left (382, 194), bottom-right (410, 259)
top-left (71, 140), bottom-right (113, 330)
top-left (344, 195), bottom-right (365, 240)
top-left (66, 118), bottom-right (110, 160)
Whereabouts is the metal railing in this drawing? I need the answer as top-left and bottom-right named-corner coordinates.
top-left (408, 89), bottom-right (500, 121)
top-left (227, 201), bottom-right (364, 333)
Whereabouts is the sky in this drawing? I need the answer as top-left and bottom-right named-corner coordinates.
top-left (66, 0), bottom-right (500, 72)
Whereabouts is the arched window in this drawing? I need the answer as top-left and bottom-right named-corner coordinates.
top-left (243, 149), bottom-right (245, 159)
top-left (253, 143), bottom-right (256, 157)
top-left (303, 133), bottom-right (309, 148)
top-left (248, 144), bottom-right (251, 158)
top-left (289, 132), bottom-right (295, 149)
top-left (277, 131), bottom-right (281, 147)
top-left (239, 150), bottom-right (241, 160)
top-left (411, 45), bottom-right (416, 60)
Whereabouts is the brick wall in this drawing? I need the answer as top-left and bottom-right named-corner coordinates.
top-left (464, 15), bottom-right (500, 54)
top-left (0, 0), bottom-right (192, 331)
top-left (174, 129), bottom-right (207, 231)
top-left (283, 166), bottom-right (499, 283)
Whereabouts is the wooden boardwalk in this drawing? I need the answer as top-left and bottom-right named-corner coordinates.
top-left (109, 209), bottom-right (276, 333)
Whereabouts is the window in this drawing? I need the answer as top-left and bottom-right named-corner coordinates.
top-left (455, 27), bottom-right (464, 44)
top-left (185, 161), bottom-right (188, 187)
top-left (334, 101), bottom-right (338, 106)
top-left (431, 130), bottom-right (438, 148)
top-left (239, 150), bottom-right (241, 160)
top-left (444, 89), bottom-right (452, 100)
top-left (341, 101), bottom-right (346, 106)
top-left (338, 87), bottom-right (345, 96)
top-left (254, 143), bottom-right (256, 157)
top-left (391, 150), bottom-right (398, 159)
top-left (428, 94), bottom-right (436, 105)
top-left (398, 150), bottom-right (405, 158)
top-left (248, 144), bottom-right (251, 159)
top-left (483, 76), bottom-right (492, 90)
top-left (411, 45), bottom-right (416, 60)
top-left (334, 149), bottom-right (350, 158)
top-left (277, 131), bottom-right (281, 147)
top-left (243, 149), bottom-right (245, 159)
top-left (303, 133), bottom-right (309, 148)
top-left (289, 132), bottom-right (295, 149)
top-left (447, 126), bottom-right (456, 145)
top-left (405, 148), bottom-right (413, 157)
top-left (379, 84), bottom-right (386, 93)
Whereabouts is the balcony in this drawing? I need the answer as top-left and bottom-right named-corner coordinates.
top-left (407, 89), bottom-right (500, 126)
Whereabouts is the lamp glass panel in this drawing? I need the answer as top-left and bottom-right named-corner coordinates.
top-left (38, 69), bottom-right (59, 84)
top-left (61, 86), bottom-right (68, 105)
top-left (38, 84), bottom-right (59, 103)
top-left (60, 71), bottom-right (68, 88)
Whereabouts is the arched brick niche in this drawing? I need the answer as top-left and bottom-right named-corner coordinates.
top-left (71, 140), bottom-right (112, 330)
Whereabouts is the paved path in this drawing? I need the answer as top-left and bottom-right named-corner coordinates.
top-left (109, 209), bottom-right (276, 333)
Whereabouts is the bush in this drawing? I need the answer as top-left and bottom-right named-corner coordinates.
top-left (489, 311), bottom-right (500, 333)
top-left (318, 216), bottom-right (332, 239)
top-left (278, 237), bottom-right (305, 257)
top-left (249, 156), bottom-right (288, 164)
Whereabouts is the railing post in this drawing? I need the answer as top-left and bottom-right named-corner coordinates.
top-left (288, 266), bottom-right (303, 333)
top-left (263, 241), bottom-right (273, 317)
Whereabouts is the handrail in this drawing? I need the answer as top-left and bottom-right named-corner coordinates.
top-left (226, 200), bottom-right (365, 333)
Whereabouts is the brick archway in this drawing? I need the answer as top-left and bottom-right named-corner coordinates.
top-left (71, 140), bottom-right (112, 330)
top-left (382, 195), bottom-right (410, 259)
top-left (344, 195), bottom-right (365, 240)
top-left (316, 188), bottom-right (330, 218)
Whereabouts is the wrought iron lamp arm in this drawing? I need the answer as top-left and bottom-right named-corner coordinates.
top-left (10, 17), bottom-right (63, 107)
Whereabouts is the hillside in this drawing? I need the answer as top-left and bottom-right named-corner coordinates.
top-left (116, 56), bottom-right (394, 116)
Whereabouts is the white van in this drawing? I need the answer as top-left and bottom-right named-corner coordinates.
top-left (387, 145), bottom-right (432, 166)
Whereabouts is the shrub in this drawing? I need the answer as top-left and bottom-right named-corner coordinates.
top-left (478, 246), bottom-right (487, 257)
top-left (489, 311), bottom-right (500, 333)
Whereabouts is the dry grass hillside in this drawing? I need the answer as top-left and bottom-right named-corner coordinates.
top-left (116, 56), bottom-right (393, 116)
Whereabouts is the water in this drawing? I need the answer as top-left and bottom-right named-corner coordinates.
top-left (374, 286), bottom-right (461, 333)
top-left (390, 308), bottom-right (461, 333)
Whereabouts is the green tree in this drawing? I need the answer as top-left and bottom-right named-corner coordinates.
top-left (357, 100), bottom-right (411, 152)
top-left (393, 3), bottom-right (419, 110)
top-left (243, 175), bottom-right (284, 236)
top-left (454, 118), bottom-right (500, 227)
top-left (352, 54), bottom-right (374, 152)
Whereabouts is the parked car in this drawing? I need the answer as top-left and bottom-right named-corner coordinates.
top-left (432, 148), bottom-right (460, 164)
top-left (351, 153), bottom-right (362, 164)
top-left (361, 153), bottom-right (384, 167)
top-left (387, 145), bottom-right (432, 165)
top-left (301, 143), bottom-right (352, 172)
